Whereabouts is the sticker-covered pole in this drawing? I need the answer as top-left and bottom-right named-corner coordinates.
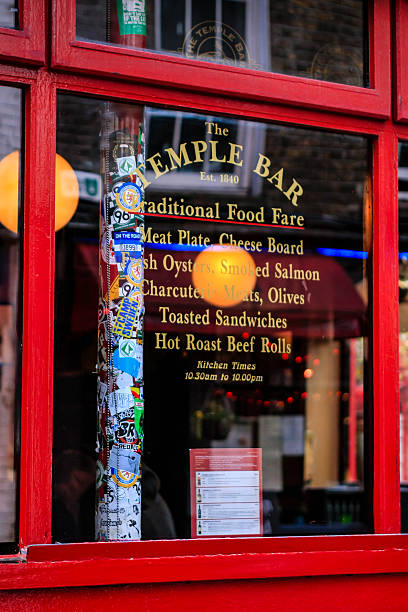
top-left (109, 0), bottom-right (147, 48)
top-left (96, 104), bottom-right (145, 540)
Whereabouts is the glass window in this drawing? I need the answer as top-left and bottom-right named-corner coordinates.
top-left (0, 85), bottom-right (22, 549)
top-left (399, 141), bottom-right (408, 531)
top-left (53, 95), bottom-right (371, 543)
top-left (75, 0), bottom-right (368, 87)
top-left (0, 0), bottom-right (18, 29)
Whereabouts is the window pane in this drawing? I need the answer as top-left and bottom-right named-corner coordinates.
top-left (0, 85), bottom-right (22, 547)
top-left (399, 141), bottom-right (408, 531)
top-left (76, 0), bottom-right (368, 87)
top-left (53, 95), bottom-right (371, 542)
top-left (0, 0), bottom-right (18, 29)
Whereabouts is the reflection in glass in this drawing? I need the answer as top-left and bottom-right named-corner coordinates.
top-left (76, 0), bottom-right (367, 87)
top-left (0, 0), bottom-right (18, 29)
top-left (399, 142), bottom-right (408, 531)
top-left (54, 96), bottom-right (371, 541)
top-left (0, 85), bottom-right (22, 545)
top-left (143, 113), bottom-right (371, 536)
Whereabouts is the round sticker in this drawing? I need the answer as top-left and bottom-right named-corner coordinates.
top-left (125, 257), bottom-right (143, 286)
top-left (111, 468), bottom-right (139, 488)
top-left (115, 182), bottom-right (143, 214)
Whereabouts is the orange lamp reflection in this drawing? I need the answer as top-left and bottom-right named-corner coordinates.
top-left (192, 245), bottom-right (257, 308)
top-left (0, 151), bottom-right (79, 233)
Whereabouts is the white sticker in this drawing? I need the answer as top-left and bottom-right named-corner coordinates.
top-left (119, 338), bottom-right (138, 359)
top-left (108, 388), bottom-right (134, 415)
top-left (116, 371), bottom-right (134, 389)
top-left (116, 156), bottom-right (137, 177)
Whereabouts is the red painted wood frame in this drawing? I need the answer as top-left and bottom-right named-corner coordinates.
top-left (51, 0), bottom-right (391, 119)
top-left (2, 67), bottom-right (400, 587)
top-left (0, 0), bottom-right (45, 64)
top-left (395, 0), bottom-right (408, 121)
top-left (0, 0), bottom-right (404, 592)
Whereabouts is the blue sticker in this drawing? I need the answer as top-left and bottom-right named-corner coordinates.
top-left (112, 343), bottom-right (143, 379)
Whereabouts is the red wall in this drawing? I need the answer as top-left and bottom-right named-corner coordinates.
top-left (1, 575), bottom-right (408, 611)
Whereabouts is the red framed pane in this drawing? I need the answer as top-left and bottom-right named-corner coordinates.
top-left (0, 0), bottom-right (45, 64)
top-left (372, 128), bottom-right (400, 532)
top-left (395, 0), bottom-right (408, 122)
top-left (0, 66), bottom-right (55, 550)
top-left (0, 2), bottom-right (403, 593)
top-left (19, 70), bottom-right (56, 548)
top-left (51, 0), bottom-right (391, 119)
top-left (8, 66), bottom-right (399, 556)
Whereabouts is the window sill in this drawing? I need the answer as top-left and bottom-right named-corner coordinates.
top-left (0, 535), bottom-right (407, 590)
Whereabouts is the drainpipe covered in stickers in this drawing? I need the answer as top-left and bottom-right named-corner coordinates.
top-left (96, 104), bottom-right (145, 540)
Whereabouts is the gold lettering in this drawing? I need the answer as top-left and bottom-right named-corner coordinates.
top-left (283, 179), bottom-right (303, 206)
top-left (209, 140), bottom-right (226, 163)
top-left (253, 153), bottom-right (271, 177)
top-left (228, 143), bottom-right (243, 166)
top-left (192, 140), bottom-right (207, 162)
top-left (164, 143), bottom-right (192, 169)
top-left (146, 152), bottom-right (169, 178)
top-left (268, 167), bottom-right (284, 191)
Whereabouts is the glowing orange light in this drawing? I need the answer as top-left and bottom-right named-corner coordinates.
top-left (304, 368), bottom-right (314, 379)
top-left (0, 151), bottom-right (79, 233)
top-left (192, 245), bottom-right (257, 307)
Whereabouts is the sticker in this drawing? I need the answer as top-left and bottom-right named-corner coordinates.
top-left (119, 279), bottom-right (144, 301)
top-left (115, 182), bottom-right (143, 215)
top-left (112, 297), bottom-right (139, 337)
top-left (112, 142), bottom-right (135, 162)
top-left (131, 385), bottom-right (143, 400)
top-left (124, 255), bottom-right (143, 285)
top-left (113, 339), bottom-right (143, 379)
top-left (114, 232), bottom-right (142, 272)
top-left (116, 155), bottom-right (137, 177)
top-left (111, 206), bottom-right (139, 230)
top-left (108, 388), bottom-right (135, 415)
top-left (111, 467), bottom-right (139, 488)
top-left (119, 338), bottom-right (138, 358)
top-left (101, 222), bottom-right (116, 264)
top-left (114, 229), bottom-right (141, 251)
top-left (104, 274), bottom-right (120, 303)
top-left (109, 446), bottom-right (141, 475)
top-left (116, 371), bottom-right (134, 389)
top-left (97, 380), bottom-right (108, 406)
top-left (112, 407), bottom-right (140, 448)
top-left (134, 400), bottom-right (144, 439)
top-left (116, 0), bottom-right (146, 36)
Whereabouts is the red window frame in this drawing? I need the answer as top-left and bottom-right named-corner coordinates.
top-left (395, 0), bottom-right (408, 121)
top-left (0, 0), bottom-right (45, 64)
top-left (51, 0), bottom-right (391, 119)
top-left (0, 0), bottom-right (406, 593)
